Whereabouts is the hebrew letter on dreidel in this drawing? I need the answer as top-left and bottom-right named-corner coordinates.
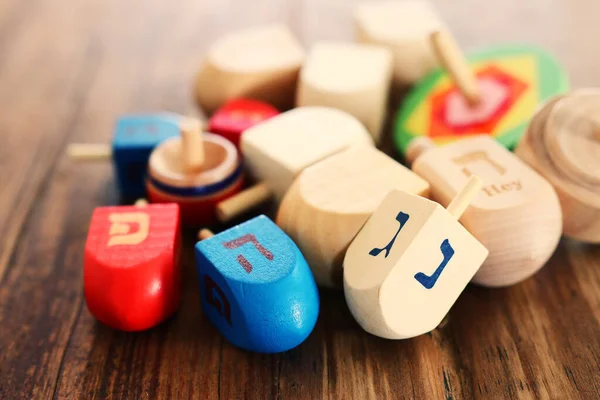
top-left (414, 239), bottom-right (455, 289)
top-left (107, 212), bottom-right (150, 247)
top-left (369, 212), bottom-right (410, 258)
top-left (452, 151), bottom-right (506, 177)
top-left (204, 275), bottom-right (232, 326)
top-left (222, 234), bottom-right (274, 273)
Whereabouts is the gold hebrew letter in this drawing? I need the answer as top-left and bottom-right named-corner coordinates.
top-left (452, 151), bottom-right (506, 177)
top-left (107, 212), bottom-right (150, 247)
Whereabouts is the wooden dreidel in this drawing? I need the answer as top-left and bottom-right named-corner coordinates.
top-left (194, 215), bottom-right (319, 353)
top-left (67, 113), bottom-right (183, 199)
top-left (344, 176), bottom-right (489, 339)
top-left (296, 42), bottom-right (393, 142)
top-left (354, 0), bottom-right (445, 86)
top-left (394, 30), bottom-right (569, 156)
top-left (147, 119), bottom-right (244, 226)
top-left (277, 145), bottom-right (430, 288)
top-left (194, 25), bottom-right (304, 113)
top-left (517, 90), bottom-right (600, 243)
top-left (84, 201), bottom-right (181, 331)
top-left (207, 98), bottom-right (280, 148)
top-left (216, 107), bottom-right (374, 222)
top-left (409, 135), bottom-right (562, 286)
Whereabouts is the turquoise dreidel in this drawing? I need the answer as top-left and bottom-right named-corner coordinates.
top-left (195, 215), bottom-right (319, 353)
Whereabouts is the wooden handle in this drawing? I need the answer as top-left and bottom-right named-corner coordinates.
top-left (405, 137), bottom-right (435, 165)
top-left (66, 144), bottom-right (112, 161)
top-left (198, 229), bottom-right (215, 241)
top-left (430, 30), bottom-right (481, 106)
top-left (180, 118), bottom-right (204, 172)
top-left (216, 182), bottom-right (272, 222)
top-left (446, 175), bottom-right (483, 219)
top-left (134, 198), bottom-right (148, 207)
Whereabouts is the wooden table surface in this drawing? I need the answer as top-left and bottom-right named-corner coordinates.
top-left (1, 0), bottom-right (599, 398)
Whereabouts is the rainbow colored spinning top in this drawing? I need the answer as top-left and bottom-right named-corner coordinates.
top-left (394, 31), bottom-right (568, 157)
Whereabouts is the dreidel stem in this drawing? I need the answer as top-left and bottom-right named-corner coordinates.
top-left (446, 175), bottom-right (483, 219)
top-left (180, 118), bottom-right (205, 172)
top-left (198, 228), bottom-right (215, 241)
top-left (430, 30), bottom-right (481, 106)
top-left (134, 198), bottom-right (148, 207)
top-left (66, 144), bottom-right (112, 161)
top-left (216, 182), bottom-right (272, 222)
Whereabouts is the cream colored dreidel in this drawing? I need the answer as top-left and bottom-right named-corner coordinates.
top-left (354, 0), bottom-right (446, 86)
top-left (296, 42), bottom-right (393, 142)
top-left (517, 90), bottom-right (600, 243)
top-left (194, 24), bottom-right (305, 113)
top-left (408, 135), bottom-right (562, 287)
top-left (344, 176), bottom-right (489, 339)
top-left (216, 107), bottom-right (374, 222)
top-left (276, 145), bottom-right (430, 288)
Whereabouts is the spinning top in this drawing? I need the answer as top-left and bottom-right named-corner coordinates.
top-left (394, 30), bottom-right (568, 157)
top-left (517, 90), bottom-right (600, 243)
top-left (147, 119), bottom-right (243, 226)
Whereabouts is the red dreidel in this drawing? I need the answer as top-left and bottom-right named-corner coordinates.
top-left (208, 98), bottom-right (280, 148)
top-left (84, 200), bottom-right (181, 331)
top-left (146, 119), bottom-right (244, 226)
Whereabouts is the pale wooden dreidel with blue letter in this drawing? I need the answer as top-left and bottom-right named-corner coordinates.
top-left (195, 215), bottom-right (319, 353)
top-left (67, 113), bottom-right (182, 199)
top-left (344, 176), bottom-right (489, 339)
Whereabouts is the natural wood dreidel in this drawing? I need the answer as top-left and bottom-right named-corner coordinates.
top-left (194, 25), bottom-right (305, 113)
top-left (147, 119), bottom-right (244, 226)
top-left (354, 0), bottom-right (445, 86)
top-left (296, 42), bottom-right (392, 142)
top-left (207, 98), bottom-right (280, 148)
top-left (84, 201), bottom-right (181, 332)
top-left (517, 90), bottom-right (600, 243)
top-left (67, 113), bottom-right (183, 199)
top-left (216, 106), bottom-right (374, 222)
top-left (276, 145), bottom-right (430, 288)
top-left (195, 215), bottom-right (319, 353)
top-left (344, 176), bottom-right (489, 339)
top-left (409, 135), bottom-right (562, 287)
top-left (394, 30), bottom-right (568, 156)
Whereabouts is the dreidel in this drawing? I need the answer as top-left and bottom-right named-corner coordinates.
top-left (84, 200), bottom-right (181, 331)
top-left (195, 215), bottom-right (319, 353)
top-left (394, 29), bottom-right (568, 155)
top-left (215, 106), bottom-right (374, 222)
top-left (517, 90), bottom-right (600, 243)
top-left (67, 113), bottom-right (183, 199)
top-left (207, 98), bottom-right (280, 148)
top-left (146, 118), bottom-right (244, 226)
top-left (344, 176), bottom-right (489, 339)
top-left (407, 135), bottom-right (562, 287)
top-left (276, 145), bottom-right (430, 288)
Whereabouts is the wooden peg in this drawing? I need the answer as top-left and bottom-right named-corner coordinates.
top-left (412, 136), bottom-right (562, 287)
top-left (343, 182), bottom-right (488, 339)
top-left (445, 175), bottom-right (482, 219)
top-left (216, 182), bottom-right (272, 222)
top-left (430, 30), bottom-right (481, 106)
top-left (197, 229), bottom-right (215, 241)
top-left (134, 198), bottom-right (148, 207)
top-left (194, 215), bottom-right (319, 353)
top-left (67, 144), bottom-right (112, 161)
top-left (180, 119), bottom-right (204, 172)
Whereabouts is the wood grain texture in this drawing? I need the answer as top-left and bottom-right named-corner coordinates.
top-left (0, 0), bottom-right (599, 399)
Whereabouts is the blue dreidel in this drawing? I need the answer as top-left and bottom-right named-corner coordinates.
top-left (67, 113), bottom-right (183, 199)
top-left (195, 215), bottom-right (319, 353)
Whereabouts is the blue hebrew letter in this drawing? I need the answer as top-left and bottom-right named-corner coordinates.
top-left (369, 212), bottom-right (410, 258)
top-left (204, 275), bottom-right (232, 326)
top-left (414, 239), bottom-right (455, 289)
